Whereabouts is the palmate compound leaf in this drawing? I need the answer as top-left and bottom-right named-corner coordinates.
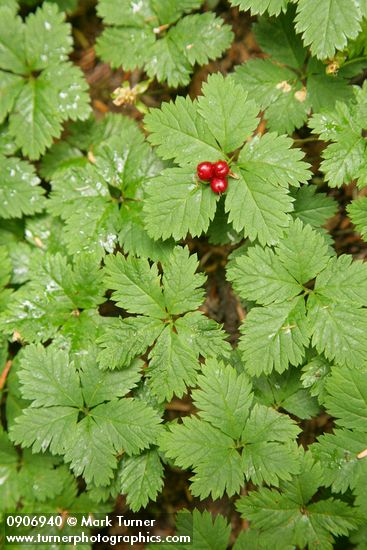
top-left (9, 345), bottom-right (162, 486)
top-left (233, 9), bottom-right (353, 134)
top-left (236, 451), bottom-right (361, 550)
top-left (101, 248), bottom-right (230, 400)
top-left (144, 73), bottom-right (309, 243)
top-left (96, 1), bottom-right (232, 87)
top-left (0, 3), bottom-right (90, 159)
top-left (159, 360), bottom-right (300, 498)
top-left (229, 218), bottom-right (367, 372)
top-left (48, 120), bottom-right (164, 258)
top-left (0, 251), bottom-right (105, 343)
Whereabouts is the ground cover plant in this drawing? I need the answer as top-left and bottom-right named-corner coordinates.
top-left (1, 1), bottom-right (367, 549)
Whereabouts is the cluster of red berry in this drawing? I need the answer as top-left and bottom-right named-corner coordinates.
top-left (196, 160), bottom-right (229, 193)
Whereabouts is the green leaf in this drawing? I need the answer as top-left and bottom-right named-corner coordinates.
top-left (0, 252), bottom-right (105, 342)
top-left (233, 59), bottom-right (310, 134)
top-left (145, 96), bottom-right (221, 165)
top-left (104, 253), bottom-right (166, 319)
top-left (0, 72), bottom-right (24, 123)
top-left (197, 73), bottom-right (258, 153)
top-left (295, 0), bottom-right (362, 59)
top-left (237, 133), bottom-right (310, 189)
top-left (159, 415), bottom-right (229, 470)
top-left (192, 360), bottom-right (253, 439)
top-left (9, 77), bottom-right (63, 160)
top-left (91, 398), bottom-right (162, 456)
top-left (64, 418), bottom-right (120, 486)
top-left (17, 345), bottom-right (83, 408)
top-left (239, 297), bottom-right (310, 375)
top-left (324, 364), bottom-right (367, 430)
top-left (146, 35), bottom-right (192, 87)
top-left (237, 453), bottom-right (359, 550)
top-left (254, 9), bottom-right (307, 67)
top-left (174, 509), bottom-right (230, 550)
top-left (254, 367), bottom-right (320, 419)
top-left (160, 416), bottom-right (243, 499)
top-left (242, 441), bottom-right (300, 486)
top-left (143, 168), bottom-right (218, 240)
top-left (225, 170), bottom-right (294, 246)
top-left (42, 62), bottom-right (91, 122)
top-left (151, 0), bottom-right (204, 25)
top-left (24, 3), bottom-right (73, 70)
top-left (162, 247), bottom-right (205, 315)
top-left (314, 254), bottom-right (367, 306)
top-left (0, 428), bottom-right (20, 512)
top-left (79, 360), bottom-right (142, 407)
top-left (0, 155), bottom-right (45, 218)
top-left (18, 453), bottom-right (69, 503)
top-left (160, 360), bottom-right (300, 497)
top-left (228, 0), bottom-right (289, 16)
top-left (96, 0), bottom-right (154, 26)
top-left (319, 132), bottom-right (365, 188)
top-left (307, 58), bottom-right (353, 112)
top-left (48, 166), bottom-right (121, 257)
top-left (307, 294), bottom-right (367, 367)
top-left (348, 196), bottom-right (367, 241)
top-left (10, 345), bottom-right (162, 486)
top-left (227, 245), bottom-right (301, 306)
top-left (119, 449), bottom-right (164, 512)
top-left (96, 3), bottom-right (231, 86)
top-left (97, 316), bottom-right (164, 370)
top-left (10, 406), bottom-right (78, 455)
top-left (301, 355), bottom-right (332, 404)
top-left (311, 429), bottom-right (367, 492)
top-left (242, 403), bottom-right (301, 444)
top-left (292, 185), bottom-right (337, 230)
top-left (171, 13), bottom-right (233, 67)
top-left (119, 202), bottom-right (175, 262)
top-left (0, 8), bottom-right (26, 74)
top-left (96, 27), bottom-right (155, 71)
top-left (147, 325), bottom-right (199, 401)
top-left (174, 311), bottom-right (231, 360)
top-left (276, 218), bottom-right (330, 283)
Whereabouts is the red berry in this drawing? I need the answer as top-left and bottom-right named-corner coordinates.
top-left (197, 161), bottom-right (214, 181)
top-left (210, 176), bottom-right (228, 194)
top-left (213, 160), bottom-right (229, 178)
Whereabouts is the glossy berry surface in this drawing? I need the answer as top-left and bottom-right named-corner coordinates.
top-left (213, 160), bottom-right (229, 177)
top-left (210, 176), bottom-right (228, 194)
top-left (197, 161), bottom-right (214, 181)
